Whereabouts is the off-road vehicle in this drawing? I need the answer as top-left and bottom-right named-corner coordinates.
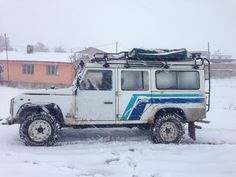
top-left (6, 48), bottom-right (210, 146)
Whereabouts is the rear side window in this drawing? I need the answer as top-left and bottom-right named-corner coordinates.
top-left (121, 71), bottom-right (149, 91)
top-left (156, 71), bottom-right (200, 90)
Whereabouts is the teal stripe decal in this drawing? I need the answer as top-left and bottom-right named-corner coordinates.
top-left (121, 93), bottom-right (204, 121)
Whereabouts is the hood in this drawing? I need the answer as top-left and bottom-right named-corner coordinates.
top-left (22, 87), bottom-right (74, 96)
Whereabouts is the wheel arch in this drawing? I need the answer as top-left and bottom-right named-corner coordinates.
top-left (154, 107), bottom-right (187, 123)
top-left (17, 103), bottom-right (64, 125)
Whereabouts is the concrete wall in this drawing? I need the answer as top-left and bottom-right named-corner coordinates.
top-left (211, 69), bottom-right (236, 78)
top-left (210, 63), bottom-right (236, 78)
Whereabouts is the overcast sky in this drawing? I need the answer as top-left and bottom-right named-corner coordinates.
top-left (0, 0), bottom-right (236, 57)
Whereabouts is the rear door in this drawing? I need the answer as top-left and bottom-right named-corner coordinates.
top-left (118, 69), bottom-right (151, 121)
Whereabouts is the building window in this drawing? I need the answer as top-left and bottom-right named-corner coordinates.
top-left (0, 64), bottom-right (3, 81)
top-left (121, 71), bottom-right (149, 91)
top-left (156, 71), bottom-right (200, 90)
top-left (22, 64), bottom-right (34, 74)
top-left (47, 65), bottom-right (59, 75)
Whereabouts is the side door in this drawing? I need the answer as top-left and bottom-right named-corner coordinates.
top-left (76, 68), bottom-right (116, 121)
top-left (118, 69), bottom-right (151, 121)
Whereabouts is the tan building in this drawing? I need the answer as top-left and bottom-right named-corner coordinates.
top-left (0, 51), bottom-right (76, 87)
top-left (71, 47), bottom-right (105, 66)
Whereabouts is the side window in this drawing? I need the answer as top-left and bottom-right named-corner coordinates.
top-left (79, 70), bottom-right (112, 90)
top-left (121, 71), bottom-right (149, 91)
top-left (155, 71), bottom-right (177, 89)
top-left (156, 71), bottom-right (199, 90)
top-left (178, 72), bottom-right (199, 89)
top-left (0, 64), bottom-right (3, 80)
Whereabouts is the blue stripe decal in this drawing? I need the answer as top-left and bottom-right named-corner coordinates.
top-left (121, 94), bottom-right (204, 121)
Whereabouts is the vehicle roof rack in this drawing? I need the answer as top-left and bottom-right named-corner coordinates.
top-left (91, 48), bottom-right (205, 69)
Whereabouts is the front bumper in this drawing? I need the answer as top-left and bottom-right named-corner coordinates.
top-left (2, 98), bottom-right (18, 125)
top-left (1, 116), bottom-right (19, 125)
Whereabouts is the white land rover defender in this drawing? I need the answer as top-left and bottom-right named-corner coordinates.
top-left (6, 48), bottom-right (210, 146)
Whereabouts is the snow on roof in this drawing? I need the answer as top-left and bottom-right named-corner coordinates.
top-left (0, 51), bottom-right (73, 63)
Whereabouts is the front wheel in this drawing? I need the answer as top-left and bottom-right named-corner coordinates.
top-left (19, 112), bottom-right (59, 146)
top-left (151, 113), bottom-right (184, 144)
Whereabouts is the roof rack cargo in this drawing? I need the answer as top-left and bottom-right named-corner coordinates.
top-left (129, 48), bottom-right (188, 61)
top-left (91, 48), bottom-right (207, 69)
top-left (93, 48), bottom-right (194, 61)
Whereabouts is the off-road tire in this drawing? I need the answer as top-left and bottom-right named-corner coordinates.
top-left (151, 113), bottom-right (184, 144)
top-left (19, 112), bottom-right (59, 146)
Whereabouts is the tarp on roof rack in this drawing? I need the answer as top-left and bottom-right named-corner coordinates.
top-left (129, 48), bottom-right (188, 61)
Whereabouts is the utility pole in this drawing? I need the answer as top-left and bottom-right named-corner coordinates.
top-left (207, 41), bottom-right (210, 60)
top-left (4, 33), bottom-right (9, 81)
top-left (115, 42), bottom-right (118, 54)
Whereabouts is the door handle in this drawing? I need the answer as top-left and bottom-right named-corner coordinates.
top-left (103, 101), bottom-right (113, 104)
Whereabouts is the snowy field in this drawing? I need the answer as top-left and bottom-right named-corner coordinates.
top-left (0, 78), bottom-right (236, 177)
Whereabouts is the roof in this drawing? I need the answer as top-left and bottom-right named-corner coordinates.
top-left (0, 51), bottom-right (73, 63)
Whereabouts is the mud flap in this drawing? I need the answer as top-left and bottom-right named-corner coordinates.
top-left (188, 122), bottom-right (196, 141)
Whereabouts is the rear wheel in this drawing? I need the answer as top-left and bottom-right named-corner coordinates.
top-left (151, 113), bottom-right (184, 144)
top-left (19, 112), bottom-right (59, 146)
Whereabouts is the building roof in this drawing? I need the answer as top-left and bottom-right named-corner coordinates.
top-left (75, 47), bottom-right (105, 59)
top-left (0, 51), bottom-right (73, 63)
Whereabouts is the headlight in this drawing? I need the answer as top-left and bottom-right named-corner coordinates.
top-left (10, 98), bottom-right (15, 116)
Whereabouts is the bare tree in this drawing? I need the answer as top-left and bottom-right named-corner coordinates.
top-left (69, 52), bottom-right (91, 76)
top-left (34, 42), bottom-right (50, 52)
top-left (69, 53), bottom-right (80, 76)
top-left (54, 46), bottom-right (66, 53)
top-left (0, 34), bottom-right (13, 52)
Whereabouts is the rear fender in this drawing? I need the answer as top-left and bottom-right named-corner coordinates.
top-left (154, 108), bottom-right (187, 123)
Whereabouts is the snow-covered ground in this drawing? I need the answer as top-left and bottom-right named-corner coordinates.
top-left (0, 78), bottom-right (236, 177)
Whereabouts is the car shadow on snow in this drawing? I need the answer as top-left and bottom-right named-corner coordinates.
top-left (58, 127), bottom-right (151, 144)
top-left (57, 127), bottom-right (236, 145)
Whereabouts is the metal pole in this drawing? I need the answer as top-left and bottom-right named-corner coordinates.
top-left (116, 42), bottom-right (118, 54)
top-left (4, 33), bottom-right (9, 81)
top-left (207, 41), bottom-right (210, 60)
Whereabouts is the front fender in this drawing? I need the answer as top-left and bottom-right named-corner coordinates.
top-left (7, 103), bottom-right (45, 124)
top-left (13, 103), bottom-right (64, 125)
